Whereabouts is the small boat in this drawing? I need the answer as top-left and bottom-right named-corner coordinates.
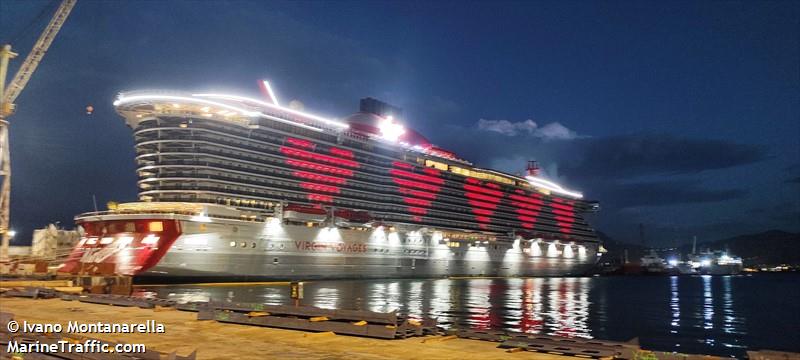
top-left (640, 249), bottom-right (668, 275)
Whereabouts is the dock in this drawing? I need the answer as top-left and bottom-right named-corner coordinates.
top-left (0, 297), bottom-right (581, 360)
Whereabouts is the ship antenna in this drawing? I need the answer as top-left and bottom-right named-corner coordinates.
top-left (526, 160), bottom-right (540, 177)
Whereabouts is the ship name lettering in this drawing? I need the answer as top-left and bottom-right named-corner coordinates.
top-left (294, 241), bottom-right (366, 253)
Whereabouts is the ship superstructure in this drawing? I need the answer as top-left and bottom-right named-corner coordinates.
top-left (61, 83), bottom-right (602, 280)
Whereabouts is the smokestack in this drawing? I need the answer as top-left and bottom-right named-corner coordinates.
top-left (360, 97), bottom-right (403, 118)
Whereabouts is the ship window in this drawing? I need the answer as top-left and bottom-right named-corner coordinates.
top-left (148, 221), bottom-right (164, 232)
top-left (425, 160), bottom-right (448, 171)
top-left (251, 242), bottom-right (257, 248)
top-left (229, 241), bottom-right (236, 247)
top-left (273, 258), bottom-right (279, 264)
top-left (239, 242), bottom-right (247, 248)
top-left (124, 222), bottom-right (136, 232)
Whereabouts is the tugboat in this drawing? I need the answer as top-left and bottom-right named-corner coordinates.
top-left (640, 249), bottom-right (668, 275)
top-left (689, 250), bottom-right (743, 275)
top-left (666, 257), bottom-right (697, 275)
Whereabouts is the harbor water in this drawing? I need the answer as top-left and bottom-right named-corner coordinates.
top-left (135, 273), bottom-right (800, 357)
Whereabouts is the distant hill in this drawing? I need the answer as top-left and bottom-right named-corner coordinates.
top-left (596, 231), bottom-right (644, 264)
top-left (680, 230), bottom-right (800, 266)
top-left (598, 230), bottom-right (800, 266)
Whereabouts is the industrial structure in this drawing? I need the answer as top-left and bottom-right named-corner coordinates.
top-left (0, 0), bottom-right (76, 260)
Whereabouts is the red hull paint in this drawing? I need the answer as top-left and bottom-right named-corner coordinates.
top-left (60, 219), bottom-right (182, 276)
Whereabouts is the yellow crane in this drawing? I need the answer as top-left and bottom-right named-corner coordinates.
top-left (0, 0), bottom-right (76, 261)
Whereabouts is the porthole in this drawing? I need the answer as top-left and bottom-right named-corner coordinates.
top-left (240, 242), bottom-right (247, 248)
top-left (251, 242), bottom-right (256, 248)
top-left (272, 258), bottom-right (279, 264)
top-left (279, 244), bottom-right (285, 250)
top-left (229, 241), bottom-right (236, 247)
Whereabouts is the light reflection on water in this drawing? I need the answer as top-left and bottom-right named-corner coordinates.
top-left (136, 274), bottom-right (800, 357)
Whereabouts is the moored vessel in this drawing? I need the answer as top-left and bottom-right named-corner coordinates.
top-left (61, 83), bottom-right (602, 281)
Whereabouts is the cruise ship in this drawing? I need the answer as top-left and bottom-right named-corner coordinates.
top-left (61, 82), bottom-right (602, 281)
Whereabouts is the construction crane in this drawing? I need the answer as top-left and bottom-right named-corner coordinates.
top-left (0, 0), bottom-right (76, 261)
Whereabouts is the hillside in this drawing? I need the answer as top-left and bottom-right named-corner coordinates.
top-left (681, 230), bottom-right (800, 266)
top-left (598, 230), bottom-right (800, 266)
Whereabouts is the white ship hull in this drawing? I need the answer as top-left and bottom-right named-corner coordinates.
top-left (144, 218), bottom-right (599, 281)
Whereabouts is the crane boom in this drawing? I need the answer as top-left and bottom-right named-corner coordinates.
top-left (1, 0), bottom-right (76, 108)
top-left (0, 0), bottom-right (76, 261)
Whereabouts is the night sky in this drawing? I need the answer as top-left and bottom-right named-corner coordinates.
top-left (1, 0), bottom-right (798, 246)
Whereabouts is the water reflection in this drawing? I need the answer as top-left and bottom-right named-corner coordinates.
top-left (703, 275), bottom-right (714, 332)
top-left (134, 274), bottom-right (798, 357)
top-left (137, 277), bottom-right (594, 338)
top-left (670, 276), bottom-right (680, 333)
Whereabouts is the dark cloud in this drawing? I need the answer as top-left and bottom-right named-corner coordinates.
top-left (437, 130), bottom-right (768, 183)
top-left (600, 180), bottom-right (747, 209)
top-left (559, 134), bottom-right (768, 179)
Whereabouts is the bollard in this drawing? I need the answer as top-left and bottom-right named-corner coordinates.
top-left (290, 281), bottom-right (304, 307)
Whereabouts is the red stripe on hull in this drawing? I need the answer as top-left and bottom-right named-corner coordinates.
top-left (60, 219), bottom-right (182, 276)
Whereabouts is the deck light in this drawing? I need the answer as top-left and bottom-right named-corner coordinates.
top-left (563, 245), bottom-right (574, 258)
top-left (378, 116), bottom-right (405, 142)
top-left (525, 176), bottom-right (583, 199)
top-left (190, 214), bottom-right (212, 223)
top-left (668, 258), bottom-right (679, 267)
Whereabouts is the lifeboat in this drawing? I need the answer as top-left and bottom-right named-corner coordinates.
top-left (283, 204), bottom-right (327, 223)
top-left (333, 209), bottom-right (372, 227)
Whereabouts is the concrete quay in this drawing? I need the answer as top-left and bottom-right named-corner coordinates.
top-left (0, 297), bottom-right (578, 360)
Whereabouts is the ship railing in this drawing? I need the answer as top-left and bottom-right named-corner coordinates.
top-left (74, 209), bottom-right (270, 223)
top-left (117, 90), bottom-right (349, 134)
top-left (117, 89), bottom-right (188, 98)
